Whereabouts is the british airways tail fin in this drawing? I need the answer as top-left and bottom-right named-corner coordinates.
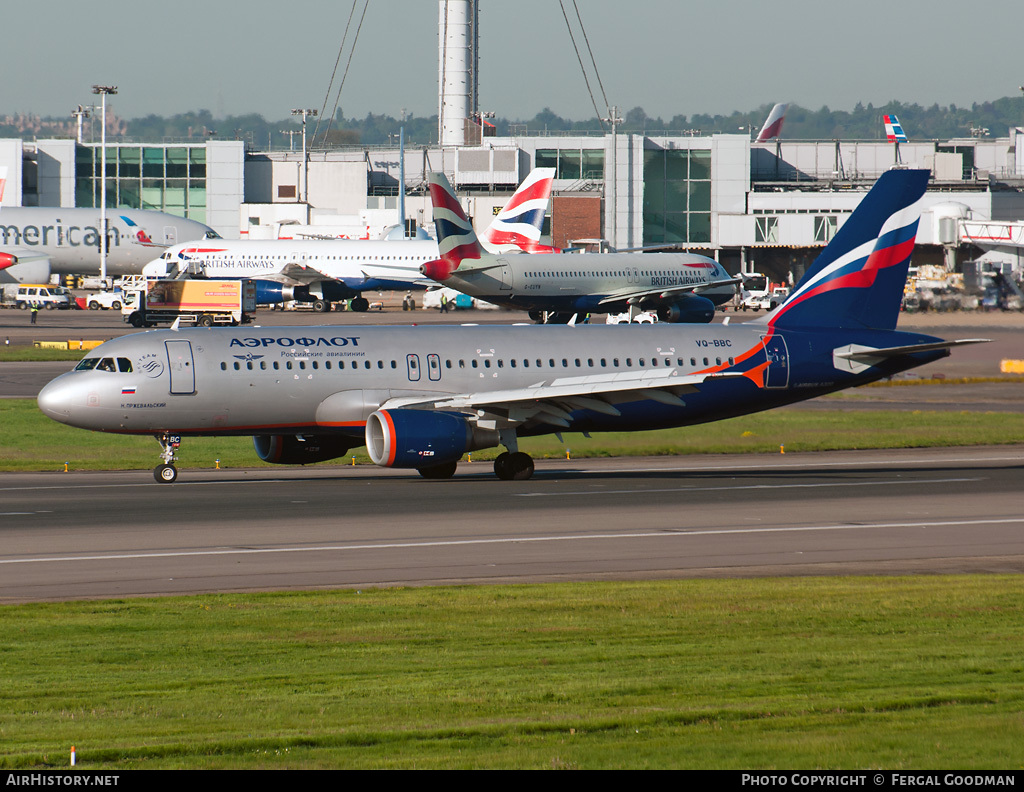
top-left (480, 167), bottom-right (556, 253)
top-left (755, 103), bottom-right (788, 142)
top-left (423, 172), bottom-right (484, 281)
top-left (768, 168), bottom-right (930, 331)
top-left (884, 114), bottom-right (908, 143)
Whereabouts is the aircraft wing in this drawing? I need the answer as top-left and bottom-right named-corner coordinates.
top-left (597, 276), bottom-right (742, 306)
top-left (276, 262), bottom-right (335, 285)
top-left (0, 246), bottom-right (51, 266)
top-left (379, 367), bottom-right (747, 429)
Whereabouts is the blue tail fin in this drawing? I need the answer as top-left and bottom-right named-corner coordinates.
top-left (768, 168), bottom-right (929, 331)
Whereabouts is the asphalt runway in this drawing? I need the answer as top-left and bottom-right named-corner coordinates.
top-left (2, 305), bottom-right (1023, 603)
top-left (2, 446), bottom-right (1024, 602)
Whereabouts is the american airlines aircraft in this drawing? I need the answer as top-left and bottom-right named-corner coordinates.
top-left (0, 165), bottom-right (217, 282)
top-left (38, 169), bottom-right (986, 484)
top-left (142, 169), bottom-right (556, 312)
top-left (422, 172), bottom-right (738, 323)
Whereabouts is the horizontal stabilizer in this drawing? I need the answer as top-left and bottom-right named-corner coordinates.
top-left (833, 338), bottom-right (989, 374)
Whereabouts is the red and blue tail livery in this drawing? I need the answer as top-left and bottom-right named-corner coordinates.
top-left (480, 168), bottom-right (556, 253)
top-left (884, 114), bottom-right (908, 143)
top-left (767, 168), bottom-right (929, 331)
top-left (423, 173), bottom-right (484, 281)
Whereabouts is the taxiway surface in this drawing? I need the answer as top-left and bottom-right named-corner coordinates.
top-left (2, 446), bottom-right (1023, 602)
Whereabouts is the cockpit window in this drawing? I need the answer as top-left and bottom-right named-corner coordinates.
top-left (204, 230), bottom-right (222, 239)
top-left (74, 357), bottom-right (132, 372)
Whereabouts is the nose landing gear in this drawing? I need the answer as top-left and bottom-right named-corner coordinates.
top-left (154, 433), bottom-right (181, 483)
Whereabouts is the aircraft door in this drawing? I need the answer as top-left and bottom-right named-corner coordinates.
top-left (427, 353), bottom-right (441, 382)
top-left (165, 340), bottom-right (196, 395)
top-left (496, 258), bottom-right (513, 290)
top-left (163, 226), bottom-right (177, 245)
top-left (406, 353), bottom-right (421, 382)
top-left (761, 335), bottom-right (790, 389)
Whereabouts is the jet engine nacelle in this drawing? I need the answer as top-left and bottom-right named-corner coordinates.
top-left (656, 294), bottom-right (716, 324)
top-left (254, 280), bottom-right (299, 305)
top-left (252, 434), bottom-right (352, 465)
top-left (255, 280), bottom-right (356, 306)
top-left (365, 409), bottom-right (498, 469)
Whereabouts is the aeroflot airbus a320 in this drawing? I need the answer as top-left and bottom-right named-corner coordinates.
top-left (38, 168), bottom-right (985, 483)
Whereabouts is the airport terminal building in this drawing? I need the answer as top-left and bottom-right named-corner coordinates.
top-left (3, 127), bottom-right (1024, 285)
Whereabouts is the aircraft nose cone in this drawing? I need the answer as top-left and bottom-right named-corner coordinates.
top-left (37, 377), bottom-right (75, 424)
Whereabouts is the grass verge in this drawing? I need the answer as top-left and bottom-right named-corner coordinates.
top-left (1, 578), bottom-right (1022, 769)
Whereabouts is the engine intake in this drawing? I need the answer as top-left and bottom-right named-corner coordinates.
top-left (253, 434), bottom-right (352, 465)
top-left (365, 409), bottom-right (497, 469)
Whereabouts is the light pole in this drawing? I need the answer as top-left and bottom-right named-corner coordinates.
top-left (602, 106), bottom-right (623, 250)
top-left (92, 85), bottom-right (117, 285)
top-left (291, 108), bottom-right (317, 203)
top-left (71, 105), bottom-right (90, 145)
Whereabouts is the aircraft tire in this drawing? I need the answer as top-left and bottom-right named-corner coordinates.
top-left (417, 461), bottom-right (458, 480)
top-left (154, 464), bottom-right (178, 484)
top-left (493, 452), bottom-right (512, 480)
top-left (351, 297), bottom-right (370, 313)
top-left (508, 452), bottom-right (535, 481)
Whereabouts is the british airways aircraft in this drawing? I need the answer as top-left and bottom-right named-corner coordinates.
top-left (422, 172), bottom-right (738, 323)
top-left (143, 169), bottom-right (556, 312)
top-left (37, 169), bottom-right (985, 484)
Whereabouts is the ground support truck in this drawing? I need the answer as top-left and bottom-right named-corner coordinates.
top-left (122, 279), bottom-right (257, 327)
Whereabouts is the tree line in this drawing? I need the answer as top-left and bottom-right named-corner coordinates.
top-left (4, 97), bottom-right (1024, 146)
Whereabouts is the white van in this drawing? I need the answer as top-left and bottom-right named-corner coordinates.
top-left (15, 284), bottom-right (74, 310)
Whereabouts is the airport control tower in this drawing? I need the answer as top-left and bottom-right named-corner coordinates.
top-left (438, 0), bottom-right (479, 147)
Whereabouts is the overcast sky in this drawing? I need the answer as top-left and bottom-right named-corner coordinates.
top-left (7, 0), bottom-right (1023, 122)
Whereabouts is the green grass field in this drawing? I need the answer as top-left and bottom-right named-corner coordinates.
top-left (5, 378), bottom-right (1024, 769)
top-left (2, 578), bottom-right (1023, 769)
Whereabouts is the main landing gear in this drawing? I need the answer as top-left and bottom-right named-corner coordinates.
top-left (492, 429), bottom-right (535, 480)
top-left (153, 433), bottom-right (180, 483)
top-left (493, 451), bottom-right (534, 481)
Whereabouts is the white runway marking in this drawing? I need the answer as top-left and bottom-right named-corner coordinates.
top-left (3, 517), bottom-right (1023, 567)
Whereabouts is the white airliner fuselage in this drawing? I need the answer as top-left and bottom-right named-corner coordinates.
top-left (0, 208), bottom-right (217, 280)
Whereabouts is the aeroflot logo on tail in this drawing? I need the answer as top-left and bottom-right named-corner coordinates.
top-left (229, 335), bottom-right (361, 348)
